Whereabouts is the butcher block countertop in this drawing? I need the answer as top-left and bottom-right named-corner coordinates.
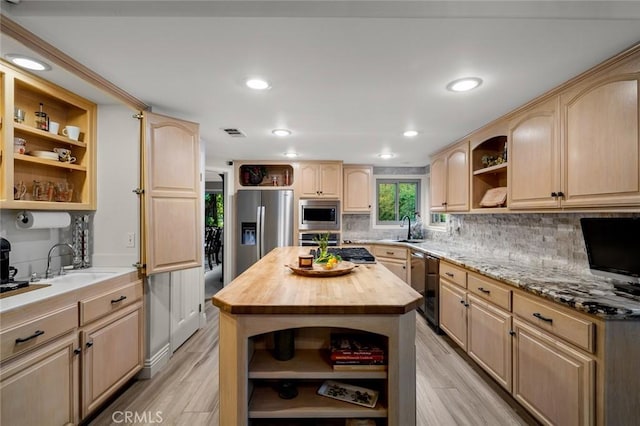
top-left (212, 246), bottom-right (422, 315)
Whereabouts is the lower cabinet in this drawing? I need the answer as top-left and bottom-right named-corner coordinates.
top-left (81, 302), bottom-right (144, 417)
top-left (467, 294), bottom-right (512, 390)
top-left (372, 246), bottom-right (408, 283)
top-left (439, 280), bottom-right (468, 351)
top-left (513, 318), bottom-right (595, 426)
top-left (0, 332), bottom-right (80, 425)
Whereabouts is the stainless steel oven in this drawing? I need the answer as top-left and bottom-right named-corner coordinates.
top-left (298, 199), bottom-right (340, 231)
top-left (298, 232), bottom-right (340, 246)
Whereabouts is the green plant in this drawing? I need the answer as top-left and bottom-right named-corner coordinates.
top-left (313, 232), bottom-right (341, 264)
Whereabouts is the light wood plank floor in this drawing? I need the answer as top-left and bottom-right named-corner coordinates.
top-left (89, 303), bottom-right (538, 425)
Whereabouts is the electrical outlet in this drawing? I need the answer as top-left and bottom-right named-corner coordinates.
top-left (126, 232), bottom-right (135, 248)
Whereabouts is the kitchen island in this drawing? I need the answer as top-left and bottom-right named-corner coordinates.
top-left (212, 246), bottom-right (422, 426)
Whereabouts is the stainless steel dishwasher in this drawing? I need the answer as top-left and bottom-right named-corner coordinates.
top-left (411, 251), bottom-right (441, 332)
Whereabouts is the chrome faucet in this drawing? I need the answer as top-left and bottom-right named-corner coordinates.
top-left (400, 215), bottom-right (412, 240)
top-left (46, 243), bottom-right (75, 278)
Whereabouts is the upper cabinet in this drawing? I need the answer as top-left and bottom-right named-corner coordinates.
top-left (235, 162), bottom-right (295, 190)
top-left (298, 161), bottom-right (342, 198)
top-left (430, 141), bottom-right (469, 212)
top-left (0, 61), bottom-right (97, 210)
top-left (508, 96), bottom-right (561, 209)
top-left (343, 165), bottom-right (372, 213)
top-left (560, 59), bottom-right (640, 208)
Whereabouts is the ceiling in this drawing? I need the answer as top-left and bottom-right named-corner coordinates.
top-left (2, 1), bottom-right (640, 169)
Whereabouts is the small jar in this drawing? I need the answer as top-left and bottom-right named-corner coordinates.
top-left (35, 111), bottom-right (48, 131)
top-left (271, 175), bottom-right (279, 186)
top-left (298, 255), bottom-right (314, 269)
top-left (13, 137), bottom-right (26, 154)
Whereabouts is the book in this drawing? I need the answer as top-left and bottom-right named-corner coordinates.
top-left (330, 333), bottom-right (386, 356)
top-left (317, 380), bottom-right (379, 408)
top-left (331, 354), bottom-right (385, 362)
top-left (345, 420), bottom-right (377, 426)
top-left (332, 363), bottom-right (387, 371)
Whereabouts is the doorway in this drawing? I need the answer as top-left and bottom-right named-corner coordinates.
top-left (204, 174), bottom-right (224, 298)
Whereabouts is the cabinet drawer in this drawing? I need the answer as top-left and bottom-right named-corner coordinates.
top-left (79, 280), bottom-right (143, 326)
top-left (513, 293), bottom-right (594, 353)
top-left (468, 273), bottom-right (511, 311)
top-left (373, 246), bottom-right (407, 260)
top-left (439, 262), bottom-right (467, 288)
top-left (1, 304), bottom-right (77, 362)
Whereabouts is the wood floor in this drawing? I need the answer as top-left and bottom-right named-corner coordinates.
top-left (89, 302), bottom-right (539, 426)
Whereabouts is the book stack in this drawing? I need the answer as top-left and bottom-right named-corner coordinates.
top-left (329, 333), bottom-right (387, 371)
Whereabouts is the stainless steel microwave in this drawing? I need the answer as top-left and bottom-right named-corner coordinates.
top-left (299, 199), bottom-right (340, 230)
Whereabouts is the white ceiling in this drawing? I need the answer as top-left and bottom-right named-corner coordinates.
top-left (2, 1), bottom-right (640, 168)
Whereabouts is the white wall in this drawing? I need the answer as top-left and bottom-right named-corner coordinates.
top-left (92, 104), bottom-right (140, 267)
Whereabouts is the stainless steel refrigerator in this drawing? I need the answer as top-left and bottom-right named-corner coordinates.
top-left (235, 190), bottom-right (294, 276)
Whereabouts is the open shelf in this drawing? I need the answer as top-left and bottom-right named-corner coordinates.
top-left (15, 154), bottom-right (87, 172)
top-left (473, 162), bottom-right (508, 176)
top-left (249, 349), bottom-right (387, 380)
top-left (471, 135), bottom-right (508, 209)
top-left (249, 382), bottom-right (387, 419)
top-left (238, 164), bottom-right (294, 188)
top-left (14, 123), bottom-right (88, 147)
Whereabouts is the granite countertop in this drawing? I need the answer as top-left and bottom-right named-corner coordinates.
top-left (350, 239), bottom-right (640, 320)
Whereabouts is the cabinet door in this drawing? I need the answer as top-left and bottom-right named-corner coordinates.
top-left (445, 142), bottom-right (470, 211)
top-left (513, 318), bottom-right (594, 426)
top-left (467, 294), bottom-right (512, 391)
top-left (299, 163), bottom-right (320, 197)
top-left (1, 333), bottom-right (79, 425)
top-left (439, 280), bottom-right (467, 351)
top-left (142, 111), bottom-right (202, 274)
top-left (429, 154), bottom-right (447, 212)
top-left (343, 166), bottom-right (371, 212)
top-left (81, 304), bottom-right (143, 417)
top-left (378, 257), bottom-right (407, 283)
top-left (509, 97), bottom-right (561, 209)
top-left (561, 75), bottom-right (640, 207)
top-left (318, 163), bottom-right (342, 197)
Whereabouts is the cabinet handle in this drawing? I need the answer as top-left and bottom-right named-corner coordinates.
top-left (74, 348), bottom-right (82, 355)
top-left (86, 341), bottom-right (94, 348)
top-left (111, 295), bottom-right (127, 304)
top-left (477, 287), bottom-right (491, 294)
top-left (533, 312), bottom-right (553, 323)
top-left (509, 330), bottom-right (516, 336)
top-left (386, 251), bottom-right (395, 255)
top-left (402, 266), bottom-right (406, 269)
top-left (460, 300), bottom-right (465, 304)
top-left (464, 302), bottom-right (470, 307)
top-left (445, 272), bottom-right (454, 277)
top-left (442, 202), bottom-right (447, 206)
top-left (551, 192), bottom-right (557, 198)
top-left (15, 329), bottom-right (45, 344)
top-left (557, 191), bottom-right (565, 198)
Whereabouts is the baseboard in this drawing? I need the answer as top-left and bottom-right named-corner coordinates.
top-left (137, 343), bottom-right (170, 379)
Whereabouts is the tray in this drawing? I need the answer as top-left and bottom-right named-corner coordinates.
top-left (285, 261), bottom-right (356, 277)
top-left (479, 186), bottom-right (507, 207)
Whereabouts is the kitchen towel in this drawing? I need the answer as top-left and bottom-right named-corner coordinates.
top-left (16, 211), bottom-right (71, 229)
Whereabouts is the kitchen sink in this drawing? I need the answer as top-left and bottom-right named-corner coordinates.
top-left (46, 271), bottom-right (117, 285)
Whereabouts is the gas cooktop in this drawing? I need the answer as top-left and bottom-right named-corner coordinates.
top-left (327, 247), bottom-right (376, 264)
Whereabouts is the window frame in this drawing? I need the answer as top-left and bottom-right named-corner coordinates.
top-left (372, 174), bottom-right (425, 229)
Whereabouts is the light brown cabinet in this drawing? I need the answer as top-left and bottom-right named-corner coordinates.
top-left (298, 161), bottom-right (342, 198)
top-left (0, 60), bottom-right (97, 210)
top-left (343, 165), bottom-right (372, 212)
top-left (0, 332), bottom-right (80, 425)
top-left (439, 279), bottom-right (468, 351)
top-left (429, 141), bottom-right (469, 212)
top-left (513, 318), bottom-right (595, 426)
top-left (81, 302), bottom-right (143, 417)
top-left (372, 245), bottom-right (408, 283)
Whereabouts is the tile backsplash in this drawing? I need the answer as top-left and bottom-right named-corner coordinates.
top-left (343, 212), bottom-right (640, 271)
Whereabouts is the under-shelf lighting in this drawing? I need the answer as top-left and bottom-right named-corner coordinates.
top-left (5, 54), bottom-right (50, 71)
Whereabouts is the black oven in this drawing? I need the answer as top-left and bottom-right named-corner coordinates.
top-left (299, 199), bottom-right (340, 231)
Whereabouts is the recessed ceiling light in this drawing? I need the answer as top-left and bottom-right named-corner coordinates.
top-left (378, 153), bottom-right (394, 159)
top-left (403, 130), bottom-right (419, 137)
top-left (5, 54), bottom-right (50, 71)
top-left (284, 152), bottom-right (299, 158)
top-left (446, 77), bottom-right (482, 92)
top-left (245, 78), bottom-right (270, 90)
top-left (272, 129), bottom-right (291, 137)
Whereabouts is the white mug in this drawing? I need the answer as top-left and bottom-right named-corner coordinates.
top-left (49, 121), bottom-right (60, 135)
top-left (62, 125), bottom-right (81, 141)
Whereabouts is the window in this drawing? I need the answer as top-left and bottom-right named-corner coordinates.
top-left (430, 212), bottom-right (448, 227)
top-left (375, 179), bottom-right (420, 225)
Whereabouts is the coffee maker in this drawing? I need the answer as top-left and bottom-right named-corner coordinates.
top-left (1, 238), bottom-right (29, 293)
top-left (1, 238), bottom-right (10, 284)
